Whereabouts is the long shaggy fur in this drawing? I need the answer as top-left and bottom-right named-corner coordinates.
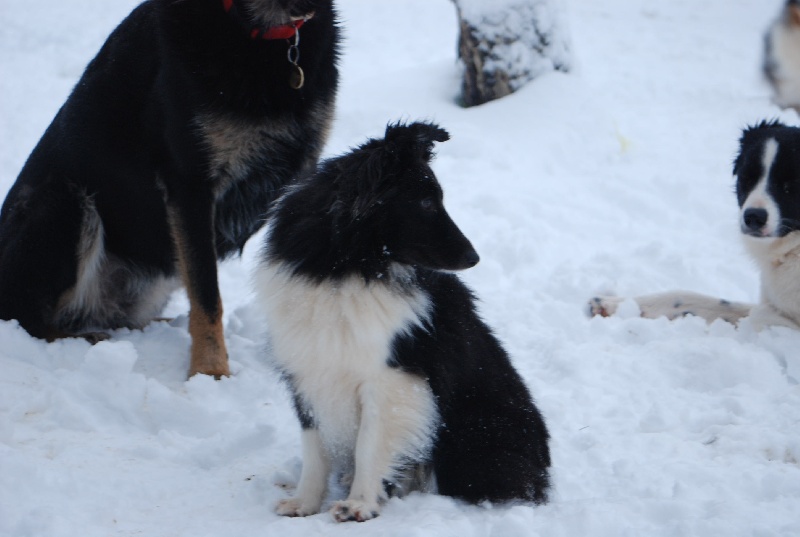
top-left (0, 0), bottom-right (339, 377)
top-left (256, 121), bottom-right (551, 522)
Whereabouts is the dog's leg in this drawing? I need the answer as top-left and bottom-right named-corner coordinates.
top-left (186, 296), bottom-right (227, 378)
top-left (330, 374), bottom-right (436, 523)
top-left (589, 291), bottom-right (752, 325)
top-left (0, 180), bottom-right (86, 339)
top-left (747, 303), bottom-right (800, 330)
top-left (167, 194), bottom-right (229, 379)
top-left (329, 394), bottom-right (388, 522)
top-left (276, 428), bottom-right (331, 517)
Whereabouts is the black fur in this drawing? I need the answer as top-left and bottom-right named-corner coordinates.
top-left (265, 121), bottom-right (551, 505)
top-left (734, 121), bottom-right (800, 236)
top-left (0, 0), bottom-right (339, 376)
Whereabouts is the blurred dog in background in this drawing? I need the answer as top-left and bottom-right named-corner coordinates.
top-left (764, 0), bottom-right (800, 111)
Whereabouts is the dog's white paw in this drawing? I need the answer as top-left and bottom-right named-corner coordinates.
top-left (330, 499), bottom-right (380, 523)
top-left (275, 497), bottom-right (321, 517)
top-left (587, 296), bottom-right (624, 318)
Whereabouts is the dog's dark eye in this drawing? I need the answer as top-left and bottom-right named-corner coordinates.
top-left (420, 198), bottom-right (436, 212)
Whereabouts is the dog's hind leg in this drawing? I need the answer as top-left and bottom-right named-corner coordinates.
top-left (0, 180), bottom-right (84, 339)
top-left (434, 393), bottom-right (551, 504)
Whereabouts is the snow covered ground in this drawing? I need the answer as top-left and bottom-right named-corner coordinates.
top-left (2, 0), bottom-right (800, 535)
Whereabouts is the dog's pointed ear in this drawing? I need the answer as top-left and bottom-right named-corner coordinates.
top-left (384, 121), bottom-right (450, 162)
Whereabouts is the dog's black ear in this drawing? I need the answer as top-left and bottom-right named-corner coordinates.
top-left (740, 119), bottom-right (783, 142)
top-left (384, 121), bottom-right (450, 162)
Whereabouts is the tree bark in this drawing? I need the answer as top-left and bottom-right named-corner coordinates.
top-left (454, 0), bottom-right (571, 107)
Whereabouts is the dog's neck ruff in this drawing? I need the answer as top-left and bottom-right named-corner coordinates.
top-left (222, 0), bottom-right (307, 40)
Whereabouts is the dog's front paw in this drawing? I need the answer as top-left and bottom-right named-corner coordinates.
top-left (188, 350), bottom-right (230, 380)
top-left (275, 497), bottom-right (321, 517)
top-left (330, 499), bottom-right (380, 523)
top-left (587, 296), bottom-right (623, 318)
top-left (78, 331), bottom-right (111, 345)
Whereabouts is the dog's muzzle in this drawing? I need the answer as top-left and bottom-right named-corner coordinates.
top-left (741, 207), bottom-right (769, 236)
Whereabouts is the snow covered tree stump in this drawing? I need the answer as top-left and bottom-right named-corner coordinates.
top-left (454, 0), bottom-right (571, 107)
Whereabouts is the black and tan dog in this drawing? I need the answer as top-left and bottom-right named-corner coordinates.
top-left (0, 0), bottom-right (339, 378)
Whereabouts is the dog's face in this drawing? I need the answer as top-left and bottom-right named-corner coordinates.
top-left (734, 121), bottom-right (800, 239)
top-left (384, 161), bottom-right (480, 272)
top-left (337, 122), bottom-right (479, 272)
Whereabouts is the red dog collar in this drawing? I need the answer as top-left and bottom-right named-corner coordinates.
top-left (222, 0), bottom-right (307, 40)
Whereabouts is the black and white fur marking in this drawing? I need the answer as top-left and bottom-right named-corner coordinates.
top-left (255, 121), bottom-right (551, 522)
top-left (590, 121), bottom-right (800, 330)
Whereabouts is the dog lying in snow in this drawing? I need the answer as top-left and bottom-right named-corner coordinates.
top-left (590, 121), bottom-right (800, 330)
top-left (255, 121), bottom-right (551, 522)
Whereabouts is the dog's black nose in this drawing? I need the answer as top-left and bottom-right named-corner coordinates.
top-left (742, 208), bottom-right (768, 232)
top-left (462, 248), bottom-right (480, 268)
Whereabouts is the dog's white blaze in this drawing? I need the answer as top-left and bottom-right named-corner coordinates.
top-left (740, 139), bottom-right (800, 328)
top-left (741, 138), bottom-right (781, 237)
top-left (256, 261), bottom-right (439, 510)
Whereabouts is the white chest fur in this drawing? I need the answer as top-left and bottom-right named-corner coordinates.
top-left (255, 262), bottom-right (437, 455)
top-left (744, 233), bottom-right (800, 328)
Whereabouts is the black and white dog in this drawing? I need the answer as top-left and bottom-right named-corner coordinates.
top-left (0, 0), bottom-right (339, 378)
top-left (764, 0), bottom-right (800, 111)
top-left (255, 122), bottom-right (551, 522)
top-left (590, 121), bottom-right (800, 330)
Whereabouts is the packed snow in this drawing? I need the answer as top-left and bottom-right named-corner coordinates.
top-left (1, 0), bottom-right (799, 536)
